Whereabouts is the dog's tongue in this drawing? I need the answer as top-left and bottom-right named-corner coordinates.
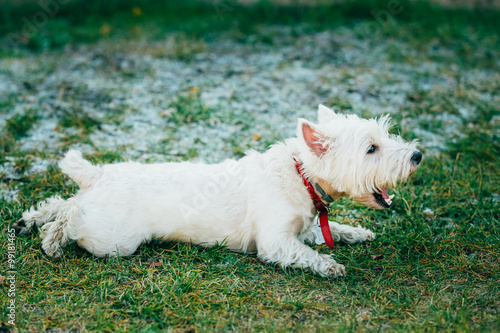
top-left (380, 188), bottom-right (395, 205)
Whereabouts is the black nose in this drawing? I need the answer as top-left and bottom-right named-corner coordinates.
top-left (411, 151), bottom-right (422, 165)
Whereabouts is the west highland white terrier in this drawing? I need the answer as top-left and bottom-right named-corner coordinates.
top-left (15, 105), bottom-right (421, 277)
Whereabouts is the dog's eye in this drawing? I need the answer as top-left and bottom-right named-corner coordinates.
top-left (367, 145), bottom-right (377, 154)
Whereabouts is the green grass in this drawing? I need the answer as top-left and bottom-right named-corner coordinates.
top-left (1, 154), bottom-right (499, 331)
top-left (0, 109), bottom-right (39, 156)
top-left (169, 88), bottom-right (214, 125)
top-left (1, 0), bottom-right (499, 331)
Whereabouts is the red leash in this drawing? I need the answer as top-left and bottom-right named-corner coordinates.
top-left (294, 158), bottom-right (335, 250)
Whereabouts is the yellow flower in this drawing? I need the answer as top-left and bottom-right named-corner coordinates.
top-left (99, 23), bottom-right (111, 35)
top-left (252, 133), bottom-right (262, 141)
top-left (132, 6), bottom-right (143, 16)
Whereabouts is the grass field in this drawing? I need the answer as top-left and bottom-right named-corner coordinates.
top-left (1, 0), bottom-right (499, 331)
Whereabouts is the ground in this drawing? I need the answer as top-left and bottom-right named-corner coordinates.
top-left (0, 1), bottom-right (499, 332)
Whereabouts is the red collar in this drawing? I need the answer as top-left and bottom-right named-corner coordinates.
top-left (294, 157), bottom-right (335, 250)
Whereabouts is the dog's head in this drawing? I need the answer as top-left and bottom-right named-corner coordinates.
top-left (297, 105), bottom-right (421, 209)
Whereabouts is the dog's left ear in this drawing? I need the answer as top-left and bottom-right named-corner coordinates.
top-left (317, 104), bottom-right (337, 124)
top-left (298, 119), bottom-right (329, 157)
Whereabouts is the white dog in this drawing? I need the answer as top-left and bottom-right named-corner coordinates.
top-left (15, 105), bottom-right (421, 277)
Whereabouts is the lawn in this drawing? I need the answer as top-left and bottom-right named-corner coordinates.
top-left (1, 0), bottom-right (499, 331)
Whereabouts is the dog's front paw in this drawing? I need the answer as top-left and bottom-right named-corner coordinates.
top-left (363, 228), bottom-right (376, 241)
top-left (316, 254), bottom-right (345, 277)
top-left (339, 226), bottom-right (376, 243)
top-left (326, 263), bottom-right (345, 277)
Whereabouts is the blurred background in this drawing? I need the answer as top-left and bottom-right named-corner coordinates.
top-left (1, 0), bottom-right (499, 51)
top-left (1, 0), bottom-right (498, 162)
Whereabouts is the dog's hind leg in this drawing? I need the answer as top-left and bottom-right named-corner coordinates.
top-left (13, 196), bottom-right (68, 235)
top-left (15, 196), bottom-right (79, 257)
top-left (38, 197), bottom-right (80, 257)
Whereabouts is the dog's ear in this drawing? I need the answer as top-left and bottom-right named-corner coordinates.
top-left (317, 104), bottom-right (337, 124)
top-left (298, 119), bottom-right (328, 157)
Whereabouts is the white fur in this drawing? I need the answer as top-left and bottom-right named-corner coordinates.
top-left (17, 105), bottom-right (420, 277)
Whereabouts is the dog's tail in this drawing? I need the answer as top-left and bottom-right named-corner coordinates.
top-left (59, 150), bottom-right (103, 190)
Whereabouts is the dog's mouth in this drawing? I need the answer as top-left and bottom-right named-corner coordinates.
top-left (372, 188), bottom-right (394, 209)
